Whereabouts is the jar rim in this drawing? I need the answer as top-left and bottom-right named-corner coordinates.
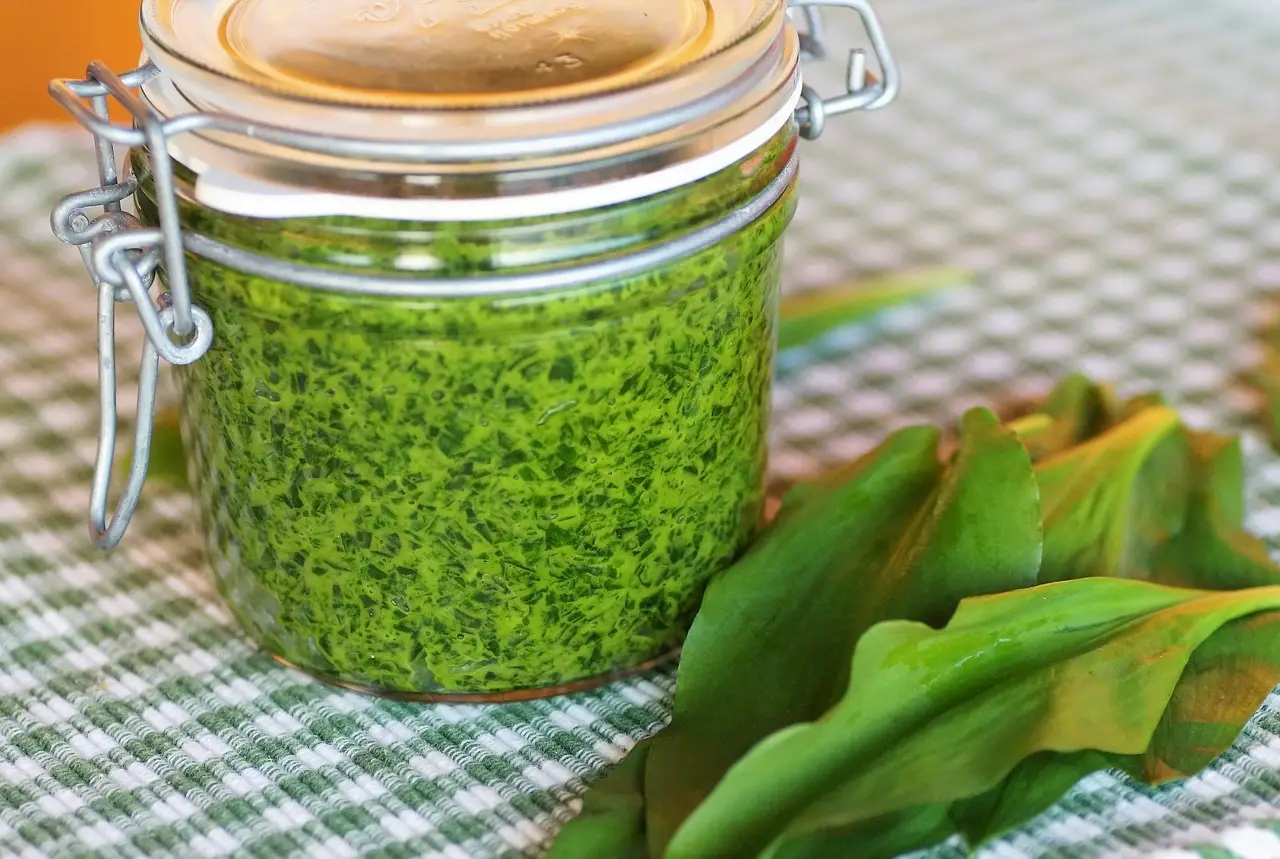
top-left (166, 79), bottom-right (800, 221)
top-left (139, 0), bottom-right (795, 165)
top-left (135, 0), bottom-right (801, 220)
top-left (165, 147), bottom-right (800, 298)
top-left (142, 0), bottom-right (783, 112)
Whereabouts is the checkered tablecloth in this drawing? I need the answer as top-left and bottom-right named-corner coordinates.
top-left (3, 1), bottom-right (1280, 857)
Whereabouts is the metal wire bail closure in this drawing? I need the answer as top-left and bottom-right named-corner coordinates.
top-left (789, 0), bottom-right (900, 140)
top-left (48, 62), bottom-right (213, 549)
top-left (47, 0), bottom-right (897, 549)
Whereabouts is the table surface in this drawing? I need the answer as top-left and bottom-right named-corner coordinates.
top-left (3, 1), bottom-right (1280, 857)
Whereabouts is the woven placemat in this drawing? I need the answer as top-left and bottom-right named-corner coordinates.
top-left (3, 1), bottom-right (1280, 857)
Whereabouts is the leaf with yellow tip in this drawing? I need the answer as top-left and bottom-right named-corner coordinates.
top-left (778, 268), bottom-right (968, 351)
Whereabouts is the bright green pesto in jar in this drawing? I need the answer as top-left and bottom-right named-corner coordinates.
top-left (135, 128), bottom-right (798, 695)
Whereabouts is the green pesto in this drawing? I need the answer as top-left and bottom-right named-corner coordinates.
top-left (134, 127), bottom-right (798, 695)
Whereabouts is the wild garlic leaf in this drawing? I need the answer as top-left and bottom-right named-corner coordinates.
top-left (947, 750), bottom-right (1131, 848)
top-left (546, 744), bottom-right (650, 859)
top-left (1006, 373), bottom-right (1117, 463)
top-left (1145, 431), bottom-right (1280, 590)
top-left (668, 580), bottom-right (1280, 859)
top-left (642, 409), bottom-right (1041, 855)
top-left (950, 609), bottom-right (1280, 848)
top-left (1034, 405), bottom-right (1191, 583)
top-left (777, 268), bottom-right (967, 351)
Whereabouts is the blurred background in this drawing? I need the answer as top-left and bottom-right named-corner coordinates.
top-left (0, 1), bottom-right (141, 131)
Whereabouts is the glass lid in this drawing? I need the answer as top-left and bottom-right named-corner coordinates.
top-left (142, 0), bottom-right (781, 109)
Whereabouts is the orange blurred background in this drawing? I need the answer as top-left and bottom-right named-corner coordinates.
top-left (0, 1), bottom-right (142, 131)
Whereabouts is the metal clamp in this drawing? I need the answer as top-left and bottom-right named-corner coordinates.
top-left (787, 0), bottom-right (901, 140)
top-left (49, 62), bottom-right (213, 550)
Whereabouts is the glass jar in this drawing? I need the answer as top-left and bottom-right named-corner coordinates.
top-left (132, 134), bottom-right (795, 697)
top-left (50, 0), bottom-right (898, 700)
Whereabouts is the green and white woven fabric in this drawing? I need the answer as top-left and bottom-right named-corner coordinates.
top-left (3, 1), bottom-right (1280, 856)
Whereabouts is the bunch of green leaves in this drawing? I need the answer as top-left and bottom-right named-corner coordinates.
top-left (549, 374), bottom-right (1280, 859)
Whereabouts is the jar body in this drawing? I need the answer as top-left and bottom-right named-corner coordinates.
top-left (135, 127), bottom-right (798, 697)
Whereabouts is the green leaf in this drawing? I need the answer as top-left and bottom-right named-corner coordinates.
top-left (776, 600), bottom-right (1280, 854)
top-left (1028, 391), bottom-right (1280, 590)
top-left (1250, 349), bottom-right (1280, 453)
top-left (546, 744), bottom-right (651, 859)
top-left (948, 750), bottom-right (1132, 848)
top-left (640, 427), bottom-right (941, 856)
top-left (1006, 374), bottom-right (1118, 463)
top-left (1142, 609), bottom-right (1280, 780)
top-left (952, 609), bottom-right (1280, 848)
top-left (1147, 431), bottom-right (1280, 590)
top-left (912, 413), bottom-right (1280, 852)
top-left (1035, 405), bottom-right (1192, 583)
top-left (1116, 391), bottom-right (1169, 423)
top-left (947, 410), bottom-right (1280, 849)
top-left (772, 805), bottom-right (956, 859)
top-left (777, 268), bottom-right (967, 351)
top-left (118, 406), bottom-right (188, 489)
top-left (667, 580), bottom-right (1280, 859)
top-left (641, 409), bottom-right (1041, 855)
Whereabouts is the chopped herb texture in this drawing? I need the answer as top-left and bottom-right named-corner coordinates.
top-left (134, 127), bottom-right (798, 695)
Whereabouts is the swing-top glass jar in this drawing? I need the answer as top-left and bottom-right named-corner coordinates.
top-left (50, 0), bottom-right (898, 700)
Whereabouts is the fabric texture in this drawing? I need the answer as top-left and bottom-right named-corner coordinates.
top-left (2, 1), bottom-right (1280, 856)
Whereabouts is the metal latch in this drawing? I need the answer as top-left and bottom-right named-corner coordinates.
top-left (787, 0), bottom-right (901, 139)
